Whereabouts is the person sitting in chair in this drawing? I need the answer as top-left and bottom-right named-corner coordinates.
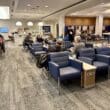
top-left (69, 36), bottom-right (85, 55)
top-left (23, 33), bottom-right (33, 48)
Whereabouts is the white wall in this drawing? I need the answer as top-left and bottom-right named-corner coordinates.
top-left (95, 16), bottom-right (103, 36)
top-left (0, 19), bottom-right (57, 38)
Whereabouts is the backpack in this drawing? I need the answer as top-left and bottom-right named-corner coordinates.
top-left (36, 54), bottom-right (48, 68)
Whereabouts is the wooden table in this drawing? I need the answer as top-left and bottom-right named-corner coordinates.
top-left (81, 62), bottom-right (96, 88)
top-left (69, 56), bottom-right (96, 88)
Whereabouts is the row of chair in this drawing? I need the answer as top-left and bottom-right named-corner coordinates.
top-left (28, 42), bottom-right (84, 94)
top-left (28, 40), bottom-right (110, 94)
top-left (77, 47), bottom-right (110, 78)
top-left (49, 47), bottom-right (110, 94)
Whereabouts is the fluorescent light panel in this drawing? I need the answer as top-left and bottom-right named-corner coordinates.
top-left (0, 6), bottom-right (10, 19)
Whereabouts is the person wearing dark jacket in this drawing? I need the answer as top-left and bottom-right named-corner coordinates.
top-left (23, 33), bottom-right (33, 48)
top-left (0, 34), bottom-right (5, 53)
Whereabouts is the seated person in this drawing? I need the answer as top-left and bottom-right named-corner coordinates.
top-left (36, 35), bottom-right (44, 43)
top-left (69, 36), bottom-right (85, 54)
top-left (0, 34), bottom-right (5, 53)
top-left (55, 41), bottom-right (62, 52)
top-left (23, 33), bottom-right (33, 48)
top-left (43, 39), bottom-right (49, 51)
top-left (64, 33), bottom-right (69, 41)
top-left (8, 33), bottom-right (15, 42)
top-left (48, 33), bottom-right (56, 43)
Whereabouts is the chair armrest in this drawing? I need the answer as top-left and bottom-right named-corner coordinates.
top-left (78, 57), bottom-right (93, 65)
top-left (29, 46), bottom-right (34, 50)
top-left (43, 47), bottom-right (48, 52)
top-left (69, 59), bottom-right (83, 71)
top-left (49, 61), bottom-right (60, 79)
top-left (96, 54), bottom-right (110, 65)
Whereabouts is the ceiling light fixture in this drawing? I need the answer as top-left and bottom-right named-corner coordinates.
top-left (27, 4), bottom-right (31, 7)
top-left (45, 5), bottom-right (48, 8)
top-left (16, 21), bottom-right (22, 26)
top-left (27, 21), bottom-right (33, 26)
top-left (38, 22), bottom-right (43, 26)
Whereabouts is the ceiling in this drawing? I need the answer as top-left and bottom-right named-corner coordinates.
top-left (0, 0), bottom-right (110, 21)
top-left (69, 2), bottom-right (110, 17)
top-left (0, 0), bottom-right (81, 20)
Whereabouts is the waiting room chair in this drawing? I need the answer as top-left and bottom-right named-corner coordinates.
top-left (63, 41), bottom-right (73, 49)
top-left (95, 47), bottom-right (110, 56)
top-left (48, 51), bottom-right (83, 94)
top-left (29, 43), bottom-right (46, 57)
top-left (78, 48), bottom-right (109, 78)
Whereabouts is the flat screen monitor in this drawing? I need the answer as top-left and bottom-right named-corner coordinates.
top-left (42, 26), bottom-right (51, 33)
top-left (0, 27), bottom-right (9, 33)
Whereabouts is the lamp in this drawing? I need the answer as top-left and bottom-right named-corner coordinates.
top-left (16, 21), bottom-right (22, 26)
top-left (27, 21), bottom-right (33, 26)
top-left (38, 22), bottom-right (43, 26)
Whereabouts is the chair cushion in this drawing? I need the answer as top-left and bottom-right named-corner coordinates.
top-left (60, 66), bottom-right (81, 80)
top-left (78, 48), bottom-right (95, 60)
top-left (93, 61), bottom-right (108, 69)
top-left (34, 51), bottom-right (46, 55)
top-left (49, 51), bottom-right (69, 67)
top-left (95, 47), bottom-right (110, 55)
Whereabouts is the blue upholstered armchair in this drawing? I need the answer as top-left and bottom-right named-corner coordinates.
top-left (63, 41), bottom-right (73, 49)
top-left (95, 47), bottom-right (110, 56)
top-left (29, 43), bottom-right (46, 57)
top-left (48, 51), bottom-right (83, 94)
top-left (78, 48), bottom-right (109, 78)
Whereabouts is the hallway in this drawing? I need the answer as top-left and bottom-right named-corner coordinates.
top-left (1, 40), bottom-right (110, 110)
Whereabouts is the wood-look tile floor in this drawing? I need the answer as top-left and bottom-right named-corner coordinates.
top-left (1, 38), bottom-right (110, 110)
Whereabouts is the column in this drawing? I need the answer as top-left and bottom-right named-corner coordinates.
top-left (95, 15), bottom-right (103, 36)
top-left (58, 16), bottom-right (65, 37)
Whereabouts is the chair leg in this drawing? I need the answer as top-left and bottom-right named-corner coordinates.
top-left (42, 68), bottom-right (49, 79)
top-left (58, 77), bottom-right (60, 95)
top-left (108, 66), bottom-right (110, 79)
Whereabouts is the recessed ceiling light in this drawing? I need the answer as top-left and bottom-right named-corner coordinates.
top-left (101, 3), bottom-right (105, 5)
top-left (16, 21), bottom-right (22, 26)
top-left (27, 4), bottom-right (31, 7)
top-left (45, 5), bottom-right (48, 8)
top-left (104, 9), bottom-right (110, 13)
top-left (38, 22), bottom-right (43, 26)
top-left (27, 21), bottom-right (33, 26)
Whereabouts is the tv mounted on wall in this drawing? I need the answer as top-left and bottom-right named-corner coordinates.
top-left (0, 27), bottom-right (9, 33)
top-left (42, 26), bottom-right (51, 33)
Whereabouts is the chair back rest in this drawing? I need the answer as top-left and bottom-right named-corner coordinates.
top-left (49, 51), bottom-right (69, 67)
top-left (32, 43), bottom-right (43, 51)
top-left (78, 48), bottom-right (95, 60)
top-left (95, 47), bottom-right (110, 55)
top-left (48, 42), bottom-right (56, 52)
top-left (85, 43), bottom-right (93, 48)
top-left (63, 41), bottom-right (72, 49)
